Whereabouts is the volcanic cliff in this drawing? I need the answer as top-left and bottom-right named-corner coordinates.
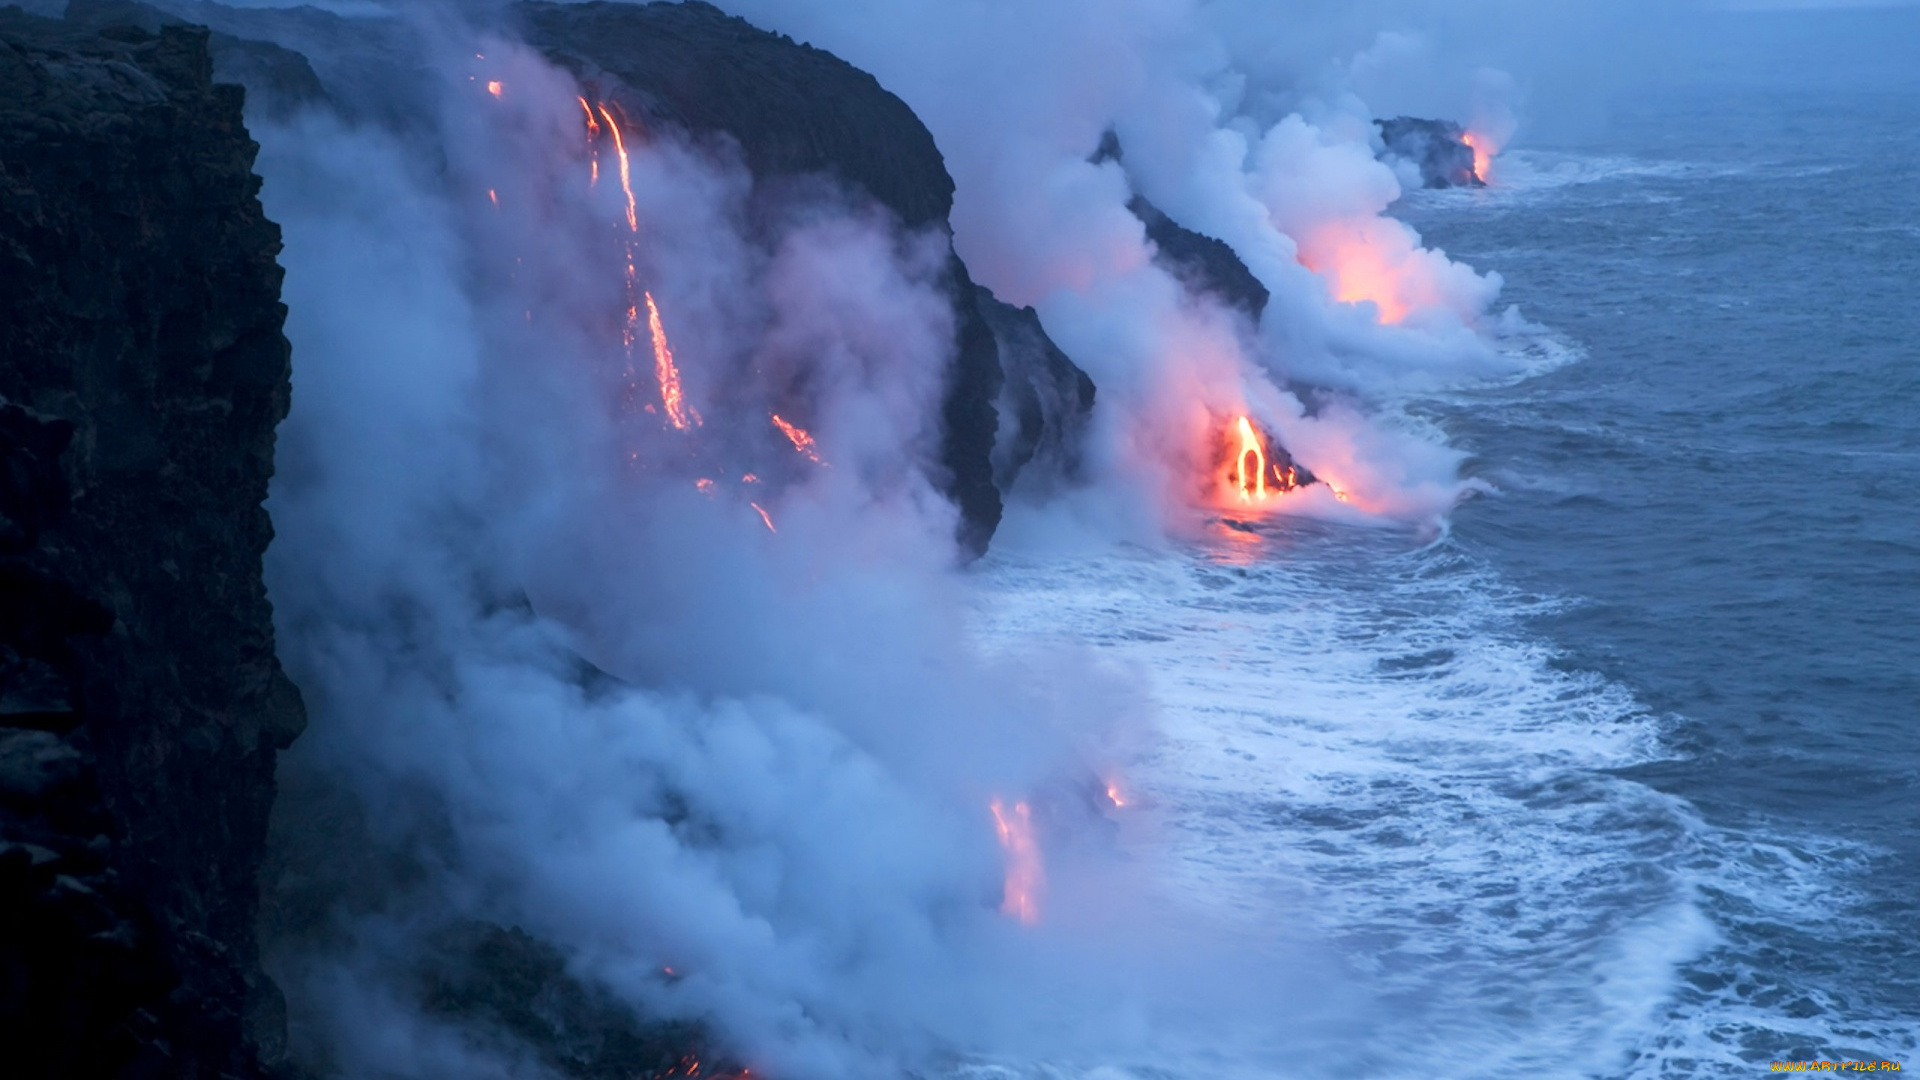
top-left (517, 0), bottom-right (1099, 550)
top-left (0, 1), bottom-right (1109, 1074)
top-left (0, 9), bottom-right (304, 1076)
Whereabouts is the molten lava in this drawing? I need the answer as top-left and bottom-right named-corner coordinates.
top-left (1232, 416), bottom-right (1266, 501)
top-left (597, 104), bottom-right (638, 232)
top-left (1212, 414), bottom-right (1311, 510)
top-left (749, 502), bottom-right (776, 533)
top-left (1105, 782), bottom-right (1127, 809)
top-left (485, 79), bottom-right (503, 98)
top-left (770, 414), bottom-right (823, 464)
top-left (1462, 131), bottom-right (1495, 184)
top-left (989, 798), bottom-right (1043, 925)
top-left (579, 100), bottom-right (701, 432)
top-left (646, 292), bottom-right (699, 429)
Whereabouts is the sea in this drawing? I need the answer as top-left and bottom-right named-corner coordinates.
top-left (973, 12), bottom-right (1918, 1077)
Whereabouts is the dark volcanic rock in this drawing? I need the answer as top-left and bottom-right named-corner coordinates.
top-left (418, 922), bottom-right (742, 1080)
top-left (0, 9), bottom-right (304, 1077)
top-left (1376, 116), bottom-right (1483, 189)
top-left (975, 286), bottom-right (1096, 494)
top-left (64, 0), bottom-right (333, 119)
top-left (517, 0), bottom-right (1006, 555)
top-left (1128, 195), bottom-right (1270, 319)
top-left (1095, 132), bottom-right (1270, 318)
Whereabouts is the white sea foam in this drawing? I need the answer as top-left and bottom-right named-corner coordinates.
top-left (962, 520), bottom-right (1710, 1077)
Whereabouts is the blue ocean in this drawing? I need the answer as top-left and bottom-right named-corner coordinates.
top-left (977, 10), bottom-right (1918, 1075)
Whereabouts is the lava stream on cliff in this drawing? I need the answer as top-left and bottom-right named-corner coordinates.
top-left (770, 413), bottom-right (823, 465)
top-left (580, 97), bottom-right (700, 430)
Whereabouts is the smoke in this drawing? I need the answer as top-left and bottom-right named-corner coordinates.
top-left (243, 11), bottom-right (1358, 1078)
top-left (705, 0), bottom-right (1566, 535)
top-left (224, 0), bottom-right (1643, 1075)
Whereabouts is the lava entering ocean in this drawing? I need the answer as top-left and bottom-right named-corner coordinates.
top-left (1212, 414), bottom-right (1310, 511)
top-left (1462, 130), bottom-right (1497, 184)
top-left (990, 799), bottom-right (1043, 926)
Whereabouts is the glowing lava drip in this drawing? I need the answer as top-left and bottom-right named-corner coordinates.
top-left (646, 292), bottom-right (697, 430)
top-left (1233, 416), bottom-right (1266, 502)
top-left (575, 97), bottom-right (830, 534)
top-left (770, 413), bottom-right (823, 465)
top-left (584, 98), bottom-right (699, 429)
top-left (989, 799), bottom-right (1043, 925)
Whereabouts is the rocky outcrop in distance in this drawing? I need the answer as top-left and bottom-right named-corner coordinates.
top-left (0, 9), bottom-right (304, 1077)
top-left (1376, 116), bottom-right (1483, 189)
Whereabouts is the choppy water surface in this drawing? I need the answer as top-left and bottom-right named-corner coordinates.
top-left (970, 62), bottom-right (1918, 1080)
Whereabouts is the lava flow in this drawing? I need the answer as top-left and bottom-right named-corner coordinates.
top-left (581, 97), bottom-right (699, 429)
top-left (770, 413), bottom-right (823, 464)
top-left (1462, 130), bottom-right (1497, 184)
top-left (1214, 413), bottom-right (1311, 510)
top-left (1232, 415), bottom-right (1266, 501)
top-left (989, 798), bottom-right (1043, 925)
top-left (646, 291), bottom-right (698, 430)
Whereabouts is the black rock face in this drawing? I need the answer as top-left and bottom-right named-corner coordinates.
top-left (518, 0), bottom-right (1011, 555)
top-left (976, 286), bottom-right (1096, 494)
top-left (63, 0), bottom-right (333, 119)
top-left (1095, 132), bottom-right (1270, 319)
top-left (1128, 195), bottom-right (1271, 319)
top-left (0, 10), bottom-right (303, 1077)
top-left (1376, 116), bottom-right (1484, 189)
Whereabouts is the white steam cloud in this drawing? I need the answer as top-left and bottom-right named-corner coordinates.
top-left (243, 0), bottom-right (1595, 1076)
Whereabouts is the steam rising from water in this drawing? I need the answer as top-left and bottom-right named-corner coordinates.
top-left (245, 0), bottom-right (1583, 1076)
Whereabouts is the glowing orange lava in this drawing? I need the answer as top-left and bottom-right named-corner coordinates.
top-left (1232, 416), bottom-right (1266, 501)
top-left (750, 502), bottom-right (776, 532)
top-left (989, 798), bottom-right (1043, 925)
top-left (486, 79), bottom-right (503, 98)
top-left (646, 292), bottom-right (699, 429)
top-left (655, 1054), bottom-right (754, 1079)
top-left (1105, 782), bottom-right (1127, 809)
top-left (581, 101), bottom-right (701, 434)
top-left (597, 104), bottom-right (638, 232)
top-left (1297, 238), bottom-right (1411, 323)
top-left (770, 414), bottom-right (823, 463)
top-left (1462, 131), bottom-right (1493, 184)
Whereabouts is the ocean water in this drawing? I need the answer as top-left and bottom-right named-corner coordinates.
top-left (973, 44), bottom-right (1917, 1080)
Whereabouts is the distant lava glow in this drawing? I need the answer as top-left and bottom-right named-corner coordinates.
top-left (1296, 231), bottom-right (1412, 324)
top-left (990, 799), bottom-right (1043, 925)
top-left (1462, 130), bottom-right (1498, 184)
